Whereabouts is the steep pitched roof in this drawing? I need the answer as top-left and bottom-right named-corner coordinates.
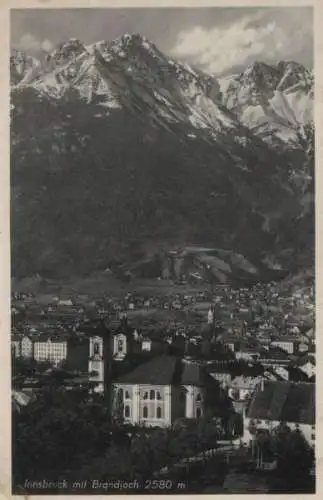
top-left (12, 390), bottom-right (35, 409)
top-left (246, 381), bottom-right (315, 425)
top-left (115, 355), bottom-right (212, 387)
top-left (115, 355), bottom-right (179, 385)
top-left (181, 361), bottom-right (212, 386)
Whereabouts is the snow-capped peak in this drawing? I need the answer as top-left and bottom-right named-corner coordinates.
top-left (220, 59), bottom-right (313, 146)
top-left (10, 35), bottom-right (313, 149)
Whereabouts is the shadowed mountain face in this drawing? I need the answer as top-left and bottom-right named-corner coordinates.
top-left (10, 35), bottom-right (314, 280)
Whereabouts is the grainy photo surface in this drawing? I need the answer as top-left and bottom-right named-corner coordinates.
top-left (10, 6), bottom-right (315, 495)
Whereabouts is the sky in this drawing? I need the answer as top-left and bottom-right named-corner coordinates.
top-left (11, 7), bottom-right (313, 76)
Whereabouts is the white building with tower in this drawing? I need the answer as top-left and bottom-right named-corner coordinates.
top-left (88, 318), bottom-right (133, 392)
top-left (113, 355), bottom-right (219, 427)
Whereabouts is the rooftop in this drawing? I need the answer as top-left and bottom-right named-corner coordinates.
top-left (246, 381), bottom-right (315, 425)
top-left (115, 355), bottom-right (213, 387)
top-left (271, 337), bottom-right (299, 343)
top-left (259, 348), bottom-right (290, 360)
top-left (115, 355), bottom-right (179, 385)
top-left (231, 376), bottom-right (263, 389)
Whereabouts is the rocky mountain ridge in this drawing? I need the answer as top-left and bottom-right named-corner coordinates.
top-left (10, 35), bottom-right (314, 280)
top-left (12, 36), bottom-right (313, 148)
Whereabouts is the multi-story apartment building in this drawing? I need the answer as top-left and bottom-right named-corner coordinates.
top-left (20, 336), bottom-right (33, 358)
top-left (271, 337), bottom-right (297, 355)
top-left (33, 336), bottom-right (68, 364)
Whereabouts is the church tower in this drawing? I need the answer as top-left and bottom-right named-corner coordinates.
top-left (88, 335), bottom-right (105, 393)
top-left (88, 317), bottom-right (113, 396)
top-left (208, 308), bottom-right (214, 325)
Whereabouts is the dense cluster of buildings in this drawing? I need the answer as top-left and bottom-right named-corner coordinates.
top-left (11, 280), bottom-right (315, 454)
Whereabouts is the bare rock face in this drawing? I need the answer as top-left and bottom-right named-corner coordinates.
top-left (219, 60), bottom-right (313, 147)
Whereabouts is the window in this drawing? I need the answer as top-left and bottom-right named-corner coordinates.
top-left (94, 342), bottom-right (100, 355)
top-left (118, 388), bottom-right (124, 400)
top-left (124, 405), bottom-right (130, 418)
top-left (143, 392), bottom-right (148, 400)
top-left (91, 361), bottom-right (101, 375)
top-left (196, 408), bottom-right (202, 418)
top-left (156, 406), bottom-right (162, 419)
top-left (150, 390), bottom-right (155, 400)
top-left (125, 390), bottom-right (130, 400)
top-left (196, 393), bottom-right (202, 402)
top-left (143, 406), bottom-right (148, 419)
top-left (156, 391), bottom-right (162, 400)
top-left (118, 340), bottom-right (124, 352)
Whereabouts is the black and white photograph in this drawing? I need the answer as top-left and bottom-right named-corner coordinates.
top-left (10, 5), bottom-right (315, 494)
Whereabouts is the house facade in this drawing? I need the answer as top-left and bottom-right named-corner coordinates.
top-left (21, 336), bottom-right (33, 358)
top-left (113, 383), bottom-right (182, 427)
top-left (271, 338), bottom-right (296, 354)
top-left (11, 335), bottom-right (21, 358)
top-left (235, 348), bottom-right (260, 362)
top-left (258, 348), bottom-right (291, 369)
top-left (242, 380), bottom-right (315, 448)
top-left (229, 376), bottom-right (263, 402)
top-left (141, 338), bottom-right (152, 352)
top-left (34, 337), bottom-right (68, 364)
top-left (12, 334), bottom-right (68, 364)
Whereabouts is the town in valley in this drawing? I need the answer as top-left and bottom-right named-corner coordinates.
top-left (12, 269), bottom-right (315, 493)
top-left (11, 6), bottom-right (315, 495)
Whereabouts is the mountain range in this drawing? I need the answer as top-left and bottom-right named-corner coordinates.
top-left (10, 34), bottom-right (314, 281)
